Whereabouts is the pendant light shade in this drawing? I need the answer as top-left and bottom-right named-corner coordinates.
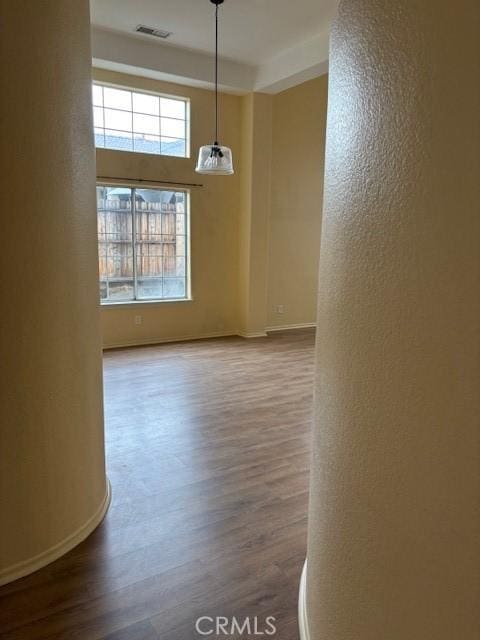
top-left (196, 144), bottom-right (234, 175)
top-left (196, 0), bottom-right (234, 175)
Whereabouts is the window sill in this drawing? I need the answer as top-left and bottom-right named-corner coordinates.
top-left (100, 298), bottom-right (193, 309)
top-left (96, 147), bottom-right (190, 160)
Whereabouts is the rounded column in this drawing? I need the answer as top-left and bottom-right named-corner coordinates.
top-left (0, 0), bottom-right (109, 584)
top-left (305, 0), bottom-right (479, 638)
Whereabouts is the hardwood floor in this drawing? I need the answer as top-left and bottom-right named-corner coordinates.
top-left (0, 329), bottom-right (316, 640)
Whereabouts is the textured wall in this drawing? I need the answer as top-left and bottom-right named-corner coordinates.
top-left (0, 0), bottom-right (108, 583)
top-left (267, 76), bottom-right (328, 329)
top-left (306, 0), bottom-right (479, 638)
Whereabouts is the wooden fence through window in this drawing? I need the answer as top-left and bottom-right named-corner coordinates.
top-left (97, 198), bottom-right (183, 280)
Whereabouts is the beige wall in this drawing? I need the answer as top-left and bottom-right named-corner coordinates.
top-left (238, 93), bottom-right (273, 337)
top-left (0, 0), bottom-right (108, 584)
top-left (267, 76), bottom-right (328, 329)
top-left (306, 0), bottom-right (480, 638)
top-left (94, 68), bottom-right (242, 348)
top-left (94, 69), bottom-right (328, 348)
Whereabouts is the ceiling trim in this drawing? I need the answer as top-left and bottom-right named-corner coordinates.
top-left (91, 26), bottom-right (329, 96)
top-left (254, 31), bottom-right (330, 93)
top-left (91, 27), bottom-right (255, 94)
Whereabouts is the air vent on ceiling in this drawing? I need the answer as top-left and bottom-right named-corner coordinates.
top-left (135, 24), bottom-right (172, 39)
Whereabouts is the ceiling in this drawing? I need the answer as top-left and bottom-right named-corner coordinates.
top-left (90, 0), bottom-right (337, 94)
top-left (90, 0), bottom-right (336, 65)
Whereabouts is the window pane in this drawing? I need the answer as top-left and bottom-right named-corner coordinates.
top-left (161, 137), bottom-right (186, 157)
top-left (94, 128), bottom-right (105, 148)
top-left (163, 278), bottom-right (186, 298)
top-left (133, 113), bottom-right (160, 135)
top-left (103, 87), bottom-right (131, 111)
top-left (136, 189), bottom-right (164, 300)
top-left (93, 106), bottom-right (104, 128)
top-left (92, 85), bottom-right (103, 106)
top-left (176, 213), bottom-right (185, 235)
top-left (137, 278), bottom-right (163, 299)
top-left (133, 134), bottom-right (160, 155)
top-left (175, 194), bottom-right (185, 213)
top-left (160, 97), bottom-right (185, 119)
top-left (175, 256), bottom-right (186, 276)
top-left (130, 188), bottom-right (188, 301)
top-left (104, 108), bottom-right (131, 131)
top-left (161, 117), bottom-right (185, 139)
top-left (176, 234), bottom-right (186, 256)
top-left (104, 130), bottom-right (133, 152)
top-left (97, 186), bottom-right (134, 302)
top-left (133, 92), bottom-right (159, 115)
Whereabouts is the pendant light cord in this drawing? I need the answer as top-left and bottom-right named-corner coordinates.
top-left (214, 3), bottom-right (219, 146)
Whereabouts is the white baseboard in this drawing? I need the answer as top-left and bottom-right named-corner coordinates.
top-left (103, 324), bottom-right (315, 350)
top-left (298, 559), bottom-right (310, 640)
top-left (103, 330), bottom-right (236, 350)
top-left (237, 331), bottom-right (268, 339)
top-left (266, 323), bottom-right (316, 332)
top-left (0, 479), bottom-right (111, 587)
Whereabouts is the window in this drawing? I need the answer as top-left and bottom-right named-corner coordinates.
top-left (97, 185), bottom-right (190, 303)
top-left (92, 83), bottom-right (189, 157)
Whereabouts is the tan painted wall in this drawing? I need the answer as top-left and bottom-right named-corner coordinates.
top-left (238, 93), bottom-right (273, 337)
top-left (94, 69), bottom-right (242, 348)
top-left (238, 93), bottom-right (255, 334)
top-left (95, 70), bottom-right (327, 347)
top-left (0, 0), bottom-right (108, 584)
top-left (306, 1), bottom-right (480, 638)
top-left (267, 76), bottom-right (328, 329)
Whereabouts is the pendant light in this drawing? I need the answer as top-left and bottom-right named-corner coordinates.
top-left (195, 0), bottom-right (234, 175)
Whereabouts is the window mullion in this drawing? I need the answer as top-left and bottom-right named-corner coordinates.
top-left (131, 188), bottom-right (138, 300)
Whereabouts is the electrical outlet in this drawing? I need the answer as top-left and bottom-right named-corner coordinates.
top-left (134, 315), bottom-right (142, 325)
top-left (276, 305), bottom-right (285, 315)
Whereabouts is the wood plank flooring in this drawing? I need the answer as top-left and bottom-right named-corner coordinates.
top-left (0, 329), bottom-right (316, 640)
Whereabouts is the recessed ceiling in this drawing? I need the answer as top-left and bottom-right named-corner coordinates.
top-left (90, 0), bottom-right (337, 94)
top-left (90, 0), bottom-right (336, 66)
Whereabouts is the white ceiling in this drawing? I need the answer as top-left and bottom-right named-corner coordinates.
top-left (89, 0), bottom-right (337, 93)
top-left (90, 0), bottom-right (336, 65)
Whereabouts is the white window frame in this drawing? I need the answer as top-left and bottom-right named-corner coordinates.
top-left (92, 81), bottom-right (191, 158)
top-left (97, 182), bottom-right (192, 306)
